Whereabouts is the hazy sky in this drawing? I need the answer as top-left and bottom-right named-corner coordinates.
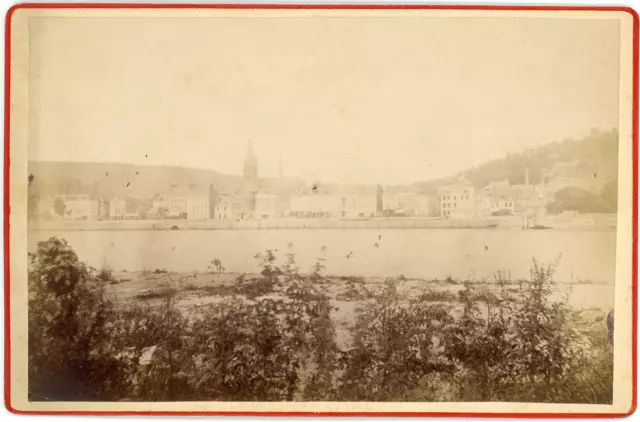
top-left (29, 15), bottom-right (620, 185)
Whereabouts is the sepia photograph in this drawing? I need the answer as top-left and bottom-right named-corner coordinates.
top-left (6, 4), bottom-right (637, 416)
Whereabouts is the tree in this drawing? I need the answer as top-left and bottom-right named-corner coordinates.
top-left (53, 197), bottom-right (66, 216)
top-left (28, 237), bottom-right (130, 401)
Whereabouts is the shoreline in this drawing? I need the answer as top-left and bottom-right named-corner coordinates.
top-left (28, 215), bottom-right (617, 232)
top-left (104, 270), bottom-right (614, 316)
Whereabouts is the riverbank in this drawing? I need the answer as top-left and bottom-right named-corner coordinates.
top-left (105, 270), bottom-right (614, 324)
top-left (103, 269), bottom-right (613, 358)
top-left (29, 214), bottom-right (617, 232)
top-left (30, 236), bottom-right (614, 403)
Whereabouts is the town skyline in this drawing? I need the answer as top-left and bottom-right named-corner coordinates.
top-left (28, 16), bottom-right (620, 185)
top-left (30, 124), bottom-right (617, 188)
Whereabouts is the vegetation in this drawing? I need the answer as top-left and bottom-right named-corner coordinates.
top-left (208, 258), bottom-right (225, 274)
top-left (548, 180), bottom-right (618, 214)
top-left (28, 237), bottom-right (613, 403)
top-left (96, 266), bottom-right (115, 283)
top-left (463, 129), bottom-right (618, 189)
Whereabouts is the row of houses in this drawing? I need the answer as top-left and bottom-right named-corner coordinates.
top-left (36, 178), bottom-right (548, 222)
top-left (33, 162), bottom-right (549, 222)
top-left (435, 173), bottom-right (547, 221)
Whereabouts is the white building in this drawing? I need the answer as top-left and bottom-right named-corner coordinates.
top-left (166, 185), bottom-right (213, 220)
top-left (290, 194), bottom-right (342, 218)
top-left (214, 194), bottom-right (233, 220)
top-left (437, 176), bottom-right (477, 219)
top-left (186, 196), bottom-right (210, 220)
top-left (383, 192), bottom-right (437, 217)
top-left (58, 194), bottom-right (99, 220)
top-left (109, 197), bottom-right (125, 220)
top-left (253, 192), bottom-right (282, 219)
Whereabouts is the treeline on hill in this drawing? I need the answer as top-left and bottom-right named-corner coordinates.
top-left (29, 238), bottom-right (612, 403)
top-left (411, 129), bottom-right (619, 212)
top-left (548, 180), bottom-right (618, 214)
top-left (462, 129), bottom-right (618, 188)
top-left (30, 129), bottom-right (618, 211)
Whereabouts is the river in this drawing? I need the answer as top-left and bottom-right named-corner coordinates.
top-left (28, 228), bottom-right (617, 284)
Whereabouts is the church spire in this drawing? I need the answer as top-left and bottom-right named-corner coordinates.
top-left (243, 141), bottom-right (258, 183)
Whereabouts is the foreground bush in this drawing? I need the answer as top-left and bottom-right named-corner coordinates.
top-left (28, 238), bottom-right (130, 400)
top-left (27, 237), bottom-right (613, 403)
top-left (337, 278), bottom-right (455, 401)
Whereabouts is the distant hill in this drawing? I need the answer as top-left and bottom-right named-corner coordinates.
top-left (28, 161), bottom-right (247, 199)
top-left (29, 129), bottom-right (619, 202)
top-left (463, 129), bottom-right (618, 188)
top-left (410, 128), bottom-right (619, 192)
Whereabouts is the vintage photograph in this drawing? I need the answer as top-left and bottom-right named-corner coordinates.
top-left (7, 5), bottom-right (636, 415)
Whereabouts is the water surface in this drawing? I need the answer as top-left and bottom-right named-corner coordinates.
top-left (28, 228), bottom-right (617, 284)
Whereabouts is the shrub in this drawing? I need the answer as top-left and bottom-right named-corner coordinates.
top-left (28, 237), bottom-right (130, 401)
top-left (183, 249), bottom-right (338, 401)
top-left (97, 266), bottom-right (115, 283)
top-left (418, 289), bottom-right (457, 302)
top-left (336, 274), bottom-right (372, 302)
top-left (134, 297), bottom-right (196, 401)
top-left (337, 278), bottom-right (455, 401)
top-left (208, 258), bottom-right (225, 274)
top-left (27, 239), bottom-right (612, 404)
top-left (135, 287), bottom-right (177, 300)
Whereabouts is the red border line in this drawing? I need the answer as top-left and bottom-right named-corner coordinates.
top-left (4, 3), bottom-right (638, 418)
top-left (4, 3), bottom-right (640, 10)
top-left (4, 1), bottom-right (11, 417)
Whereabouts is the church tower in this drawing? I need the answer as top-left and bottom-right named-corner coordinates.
top-left (243, 141), bottom-right (258, 183)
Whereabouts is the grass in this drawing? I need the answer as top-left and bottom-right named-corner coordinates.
top-left (336, 275), bottom-right (366, 284)
top-left (442, 275), bottom-right (460, 285)
top-left (418, 289), bottom-right (458, 302)
top-left (182, 283), bottom-right (236, 297)
top-left (135, 286), bottom-right (177, 300)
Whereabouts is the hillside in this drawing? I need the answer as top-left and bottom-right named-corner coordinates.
top-left (28, 161), bottom-right (246, 199)
top-left (411, 128), bottom-right (618, 192)
top-left (29, 129), bottom-right (619, 202)
top-left (463, 129), bottom-right (618, 188)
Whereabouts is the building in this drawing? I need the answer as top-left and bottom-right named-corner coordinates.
top-left (109, 197), bottom-right (125, 220)
top-left (437, 176), bottom-right (478, 219)
top-left (166, 184), bottom-right (215, 220)
top-left (482, 180), bottom-right (515, 216)
top-left (338, 185), bottom-right (383, 218)
top-left (243, 141), bottom-right (258, 184)
top-left (152, 196), bottom-right (170, 210)
top-left (57, 194), bottom-right (100, 220)
top-left (290, 193), bottom-right (342, 218)
top-left (481, 164), bottom-right (549, 219)
top-left (97, 198), bottom-right (110, 220)
top-left (253, 192), bottom-right (282, 219)
top-left (145, 207), bottom-right (167, 220)
top-left (123, 197), bottom-right (145, 220)
top-left (213, 189), bottom-right (260, 221)
top-left (509, 184), bottom-right (548, 227)
top-left (289, 184), bottom-right (382, 218)
top-left (214, 194), bottom-right (233, 220)
top-left (383, 192), bottom-right (438, 217)
top-left (230, 193), bottom-right (254, 220)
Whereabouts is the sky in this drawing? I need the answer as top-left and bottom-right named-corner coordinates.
top-left (28, 15), bottom-right (621, 185)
